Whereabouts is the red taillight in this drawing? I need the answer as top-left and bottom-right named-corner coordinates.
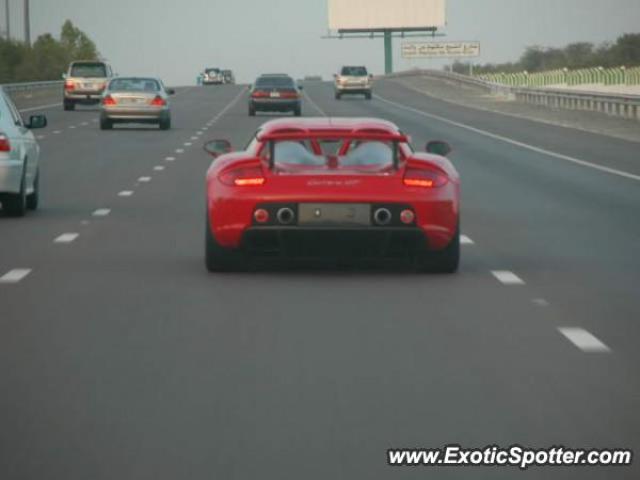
top-left (403, 167), bottom-right (448, 188)
top-left (280, 90), bottom-right (299, 99)
top-left (251, 90), bottom-right (269, 98)
top-left (254, 209), bottom-right (270, 223)
top-left (0, 134), bottom-right (10, 152)
top-left (150, 96), bottom-right (166, 107)
top-left (64, 80), bottom-right (75, 91)
top-left (102, 95), bottom-right (117, 106)
top-left (219, 166), bottom-right (265, 187)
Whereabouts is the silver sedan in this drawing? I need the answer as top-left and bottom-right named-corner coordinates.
top-left (100, 77), bottom-right (175, 130)
top-left (0, 88), bottom-right (47, 217)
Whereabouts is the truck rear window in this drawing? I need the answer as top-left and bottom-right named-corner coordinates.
top-left (70, 63), bottom-right (107, 78)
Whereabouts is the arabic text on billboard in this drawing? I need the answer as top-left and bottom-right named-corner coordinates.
top-left (402, 42), bottom-right (481, 59)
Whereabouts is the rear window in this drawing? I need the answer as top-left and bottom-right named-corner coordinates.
top-left (341, 66), bottom-right (368, 76)
top-left (70, 63), bottom-right (107, 78)
top-left (255, 77), bottom-right (295, 89)
top-left (206, 69), bottom-right (220, 74)
top-left (109, 78), bottom-right (160, 92)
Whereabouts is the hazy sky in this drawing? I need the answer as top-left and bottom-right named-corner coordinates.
top-left (4, 0), bottom-right (640, 85)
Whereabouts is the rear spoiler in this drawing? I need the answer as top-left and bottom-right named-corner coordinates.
top-left (258, 131), bottom-right (408, 143)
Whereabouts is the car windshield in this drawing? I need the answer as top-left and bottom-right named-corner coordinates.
top-left (256, 77), bottom-right (295, 89)
top-left (109, 78), bottom-right (160, 92)
top-left (70, 63), bottom-right (107, 78)
top-left (341, 66), bottom-right (368, 76)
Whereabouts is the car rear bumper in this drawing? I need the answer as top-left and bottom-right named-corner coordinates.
top-left (101, 108), bottom-right (169, 121)
top-left (336, 85), bottom-right (372, 93)
top-left (0, 160), bottom-right (23, 194)
top-left (250, 99), bottom-right (301, 111)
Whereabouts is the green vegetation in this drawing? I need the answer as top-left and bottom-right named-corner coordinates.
top-left (452, 33), bottom-right (640, 76)
top-left (0, 20), bottom-right (100, 84)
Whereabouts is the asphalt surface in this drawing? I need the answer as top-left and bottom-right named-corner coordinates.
top-left (0, 81), bottom-right (638, 480)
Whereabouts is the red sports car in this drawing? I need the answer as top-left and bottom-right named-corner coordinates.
top-left (204, 118), bottom-right (460, 272)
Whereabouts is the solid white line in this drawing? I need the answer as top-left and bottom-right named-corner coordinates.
top-left (374, 94), bottom-right (640, 183)
top-left (303, 90), bottom-right (327, 117)
top-left (19, 103), bottom-right (62, 113)
top-left (175, 148), bottom-right (185, 154)
top-left (138, 176), bottom-right (152, 182)
top-left (209, 87), bottom-right (248, 124)
top-left (558, 327), bottom-right (611, 353)
top-left (118, 190), bottom-right (134, 197)
top-left (0, 269), bottom-right (32, 283)
top-left (93, 208), bottom-right (111, 217)
top-left (153, 166), bottom-right (165, 171)
top-left (54, 233), bottom-right (79, 244)
top-left (460, 235), bottom-right (475, 245)
top-left (491, 270), bottom-right (525, 285)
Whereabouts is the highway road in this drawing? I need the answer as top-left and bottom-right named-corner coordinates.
top-left (1, 80), bottom-right (638, 479)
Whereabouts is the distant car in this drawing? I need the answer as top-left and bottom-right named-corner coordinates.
top-left (99, 77), bottom-right (175, 130)
top-left (249, 74), bottom-right (302, 117)
top-left (335, 66), bottom-right (373, 100)
top-left (203, 118), bottom-right (460, 272)
top-left (222, 70), bottom-right (235, 84)
top-left (203, 68), bottom-right (224, 85)
top-left (63, 60), bottom-right (114, 111)
top-left (0, 88), bottom-right (47, 216)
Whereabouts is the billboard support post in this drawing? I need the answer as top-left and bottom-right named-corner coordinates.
top-left (384, 31), bottom-right (393, 74)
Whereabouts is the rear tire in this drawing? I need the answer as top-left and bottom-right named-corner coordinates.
top-left (100, 115), bottom-right (113, 130)
top-left (63, 100), bottom-right (75, 111)
top-left (159, 116), bottom-right (171, 130)
top-left (3, 171), bottom-right (27, 217)
top-left (26, 170), bottom-right (39, 211)
top-left (335, 92), bottom-right (341, 100)
top-left (205, 212), bottom-right (245, 272)
top-left (416, 224), bottom-right (460, 274)
top-left (365, 92), bottom-right (372, 100)
top-left (294, 106), bottom-right (302, 117)
top-left (249, 105), bottom-right (256, 116)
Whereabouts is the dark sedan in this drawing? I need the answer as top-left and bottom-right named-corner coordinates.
top-left (248, 75), bottom-right (302, 117)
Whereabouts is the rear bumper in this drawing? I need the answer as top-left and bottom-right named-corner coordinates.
top-left (250, 99), bottom-right (301, 111)
top-left (0, 160), bottom-right (23, 194)
top-left (101, 108), bottom-right (169, 121)
top-left (64, 92), bottom-right (103, 103)
top-left (336, 85), bottom-right (372, 94)
top-left (242, 227), bottom-right (426, 260)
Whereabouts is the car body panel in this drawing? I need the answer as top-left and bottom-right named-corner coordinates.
top-left (101, 77), bottom-right (171, 123)
top-left (64, 61), bottom-right (113, 104)
top-left (203, 68), bottom-right (224, 85)
top-left (335, 66), bottom-right (373, 95)
top-left (249, 75), bottom-right (302, 114)
top-left (205, 118), bottom-right (459, 256)
top-left (0, 89), bottom-right (40, 196)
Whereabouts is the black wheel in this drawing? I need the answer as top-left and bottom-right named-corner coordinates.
top-left (100, 115), bottom-right (112, 130)
top-left (159, 116), bottom-right (171, 130)
top-left (205, 213), bottom-right (245, 272)
top-left (249, 105), bottom-right (256, 116)
top-left (26, 170), bottom-right (39, 211)
top-left (365, 92), bottom-right (372, 100)
top-left (416, 224), bottom-right (460, 274)
top-left (3, 171), bottom-right (27, 217)
top-left (294, 107), bottom-right (302, 117)
top-left (63, 100), bottom-right (75, 111)
top-left (335, 92), bottom-right (341, 100)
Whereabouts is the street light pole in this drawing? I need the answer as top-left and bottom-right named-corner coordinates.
top-left (4, 0), bottom-right (10, 40)
top-left (23, 0), bottom-right (30, 45)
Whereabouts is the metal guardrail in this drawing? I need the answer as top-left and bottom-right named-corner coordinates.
top-left (385, 69), bottom-right (640, 121)
top-left (1, 80), bottom-right (63, 93)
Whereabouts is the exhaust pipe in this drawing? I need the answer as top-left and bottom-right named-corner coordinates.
top-left (373, 208), bottom-right (392, 226)
top-left (277, 207), bottom-right (295, 225)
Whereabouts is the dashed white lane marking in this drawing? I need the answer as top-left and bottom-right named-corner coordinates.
top-left (138, 176), bottom-right (152, 182)
top-left (165, 156), bottom-right (176, 162)
top-left (460, 235), bottom-right (474, 245)
top-left (54, 233), bottom-right (79, 244)
top-left (196, 131), bottom-right (204, 136)
top-left (92, 208), bottom-right (111, 217)
top-left (81, 122), bottom-right (89, 126)
top-left (374, 94), bottom-right (640, 183)
top-left (0, 269), bottom-right (32, 284)
top-left (191, 136), bottom-right (199, 140)
top-left (184, 142), bottom-right (192, 146)
top-left (303, 90), bottom-right (327, 117)
top-left (491, 270), bottom-right (525, 285)
top-left (69, 125), bottom-right (76, 129)
top-left (80, 220), bottom-right (90, 226)
top-left (92, 119), bottom-right (98, 123)
top-left (532, 298), bottom-right (550, 307)
top-left (118, 190), bottom-right (134, 197)
top-left (176, 148), bottom-right (185, 154)
top-left (558, 328), bottom-right (611, 353)
top-left (36, 135), bottom-right (46, 140)
top-left (53, 130), bottom-right (62, 134)
top-left (153, 166), bottom-right (165, 171)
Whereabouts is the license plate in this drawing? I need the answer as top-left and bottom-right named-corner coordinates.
top-left (270, 92), bottom-right (281, 98)
top-left (298, 204), bottom-right (371, 226)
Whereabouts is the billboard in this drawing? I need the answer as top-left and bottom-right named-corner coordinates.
top-left (402, 42), bottom-right (480, 59)
top-left (328, 0), bottom-right (446, 32)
